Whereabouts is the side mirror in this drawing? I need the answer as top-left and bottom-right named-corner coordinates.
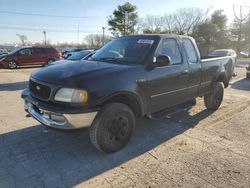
top-left (154, 55), bottom-right (171, 67)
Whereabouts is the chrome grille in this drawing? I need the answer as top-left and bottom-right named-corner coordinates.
top-left (29, 79), bottom-right (51, 101)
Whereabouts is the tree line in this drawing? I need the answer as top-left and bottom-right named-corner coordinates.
top-left (14, 2), bottom-right (250, 54)
top-left (104, 2), bottom-right (250, 56)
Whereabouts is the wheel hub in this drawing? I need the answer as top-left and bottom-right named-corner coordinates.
top-left (9, 62), bottom-right (16, 69)
top-left (107, 116), bottom-right (128, 141)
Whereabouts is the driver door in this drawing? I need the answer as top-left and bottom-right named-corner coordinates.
top-left (146, 38), bottom-right (189, 113)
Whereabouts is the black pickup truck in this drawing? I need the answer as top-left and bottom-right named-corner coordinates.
top-left (22, 34), bottom-right (234, 153)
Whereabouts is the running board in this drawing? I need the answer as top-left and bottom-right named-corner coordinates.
top-left (148, 99), bottom-right (196, 120)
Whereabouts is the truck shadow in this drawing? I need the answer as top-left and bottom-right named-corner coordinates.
top-left (0, 81), bottom-right (28, 91)
top-left (0, 107), bottom-right (213, 187)
top-left (230, 78), bottom-right (250, 91)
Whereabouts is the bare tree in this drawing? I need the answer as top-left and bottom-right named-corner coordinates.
top-left (171, 7), bottom-right (210, 34)
top-left (16, 34), bottom-right (27, 46)
top-left (134, 17), bottom-right (144, 34)
top-left (85, 34), bottom-right (111, 48)
top-left (161, 14), bottom-right (175, 33)
top-left (232, 4), bottom-right (250, 51)
top-left (142, 15), bottom-right (163, 33)
top-left (142, 7), bottom-right (209, 35)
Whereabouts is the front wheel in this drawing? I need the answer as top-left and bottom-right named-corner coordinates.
top-left (204, 82), bottom-right (224, 110)
top-left (89, 103), bottom-right (135, 153)
top-left (8, 61), bottom-right (17, 69)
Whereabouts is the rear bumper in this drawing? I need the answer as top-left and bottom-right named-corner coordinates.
top-left (22, 89), bottom-right (98, 130)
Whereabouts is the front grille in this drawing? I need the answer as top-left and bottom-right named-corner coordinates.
top-left (29, 79), bottom-right (51, 101)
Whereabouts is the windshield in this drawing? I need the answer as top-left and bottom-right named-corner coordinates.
top-left (8, 48), bottom-right (21, 55)
top-left (91, 37), bottom-right (155, 64)
top-left (210, 50), bottom-right (228, 56)
top-left (67, 51), bottom-right (91, 60)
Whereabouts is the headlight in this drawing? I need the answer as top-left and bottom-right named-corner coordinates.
top-left (54, 88), bottom-right (88, 103)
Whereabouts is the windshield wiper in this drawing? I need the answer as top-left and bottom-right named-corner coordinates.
top-left (89, 56), bottom-right (97, 61)
top-left (98, 57), bottom-right (124, 64)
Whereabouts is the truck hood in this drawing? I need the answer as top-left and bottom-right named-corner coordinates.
top-left (32, 60), bottom-right (134, 85)
top-left (49, 59), bottom-right (75, 66)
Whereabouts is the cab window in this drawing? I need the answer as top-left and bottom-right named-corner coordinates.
top-left (156, 38), bottom-right (182, 65)
top-left (183, 38), bottom-right (198, 63)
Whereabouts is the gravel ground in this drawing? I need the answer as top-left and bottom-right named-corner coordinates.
top-left (0, 60), bottom-right (249, 188)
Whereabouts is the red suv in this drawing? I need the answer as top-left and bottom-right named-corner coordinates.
top-left (0, 46), bottom-right (61, 69)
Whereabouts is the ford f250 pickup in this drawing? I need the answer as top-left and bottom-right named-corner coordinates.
top-left (22, 35), bottom-right (234, 153)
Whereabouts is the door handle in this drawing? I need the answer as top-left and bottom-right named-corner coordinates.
top-left (181, 70), bottom-right (189, 75)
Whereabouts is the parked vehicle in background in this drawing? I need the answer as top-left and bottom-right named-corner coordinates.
top-left (240, 50), bottom-right (250, 58)
top-left (0, 49), bottom-right (9, 57)
top-left (208, 49), bottom-right (237, 78)
top-left (208, 49), bottom-right (237, 60)
top-left (83, 51), bottom-right (96, 60)
top-left (22, 34), bottom-right (234, 153)
top-left (62, 48), bottom-right (90, 59)
top-left (49, 50), bottom-right (95, 66)
top-left (0, 46), bottom-right (61, 69)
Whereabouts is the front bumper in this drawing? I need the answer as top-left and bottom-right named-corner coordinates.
top-left (22, 89), bottom-right (98, 130)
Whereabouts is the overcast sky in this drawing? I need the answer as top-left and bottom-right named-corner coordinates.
top-left (0, 0), bottom-right (249, 45)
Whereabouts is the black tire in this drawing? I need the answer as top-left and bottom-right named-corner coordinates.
top-left (89, 103), bottom-right (135, 153)
top-left (204, 82), bottom-right (224, 110)
top-left (8, 61), bottom-right (17, 69)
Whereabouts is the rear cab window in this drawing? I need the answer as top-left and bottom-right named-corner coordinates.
top-left (182, 38), bottom-right (198, 63)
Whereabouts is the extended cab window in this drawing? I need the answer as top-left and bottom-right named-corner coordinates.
top-left (156, 38), bottom-right (182, 65)
top-left (183, 38), bottom-right (198, 63)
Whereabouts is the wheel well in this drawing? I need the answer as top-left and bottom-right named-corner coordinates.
top-left (10, 59), bottom-right (17, 64)
top-left (215, 74), bottom-right (229, 88)
top-left (102, 94), bottom-right (141, 117)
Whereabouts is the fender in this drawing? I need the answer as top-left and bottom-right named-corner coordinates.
top-left (213, 71), bottom-right (229, 88)
top-left (96, 90), bottom-right (145, 117)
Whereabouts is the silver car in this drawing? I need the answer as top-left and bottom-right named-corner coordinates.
top-left (209, 49), bottom-right (237, 78)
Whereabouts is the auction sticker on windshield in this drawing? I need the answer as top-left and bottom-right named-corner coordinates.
top-left (137, 39), bottom-right (154, 45)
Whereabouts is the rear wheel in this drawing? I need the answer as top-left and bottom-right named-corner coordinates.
top-left (204, 82), bottom-right (224, 110)
top-left (8, 61), bottom-right (17, 69)
top-left (89, 103), bottom-right (135, 153)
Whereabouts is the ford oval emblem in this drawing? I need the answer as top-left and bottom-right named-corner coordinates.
top-left (36, 86), bottom-right (41, 90)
